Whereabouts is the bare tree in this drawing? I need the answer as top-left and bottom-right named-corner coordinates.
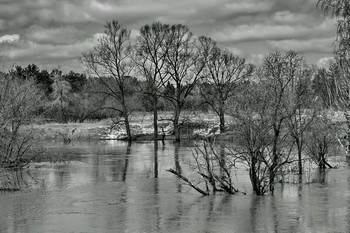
top-left (134, 22), bottom-right (170, 141)
top-left (231, 79), bottom-right (275, 195)
top-left (317, 0), bottom-right (350, 154)
top-left (50, 69), bottom-right (71, 124)
top-left (0, 73), bottom-right (42, 168)
top-left (312, 67), bottom-right (337, 109)
top-left (284, 55), bottom-right (317, 175)
top-left (307, 115), bottom-right (336, 169)
top-left (198, 36), bottom-right (253, 133)
top-left (229, 51), bottom-right (304, 195)
top-left (81, 20), bottom-right (135, 141)
top-left (163, 24), bottom-right (205, 142)
top-left (260, 51), bottom-right (303, 192)
top-left (167, 141), bottom-right (238, 195)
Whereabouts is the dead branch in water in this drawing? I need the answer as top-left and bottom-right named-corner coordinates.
top-left (166, 168), bottom-right (209, 195)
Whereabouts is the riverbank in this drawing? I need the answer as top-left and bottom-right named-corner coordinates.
top-left (23, 110), bottom-right (347, 142)
top-left (24, 111), bottom-right (231, 142)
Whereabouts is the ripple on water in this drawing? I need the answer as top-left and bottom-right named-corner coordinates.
top-left (1, 141), bottom-right (350, 233)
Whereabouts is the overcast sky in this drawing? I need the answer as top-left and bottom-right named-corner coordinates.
top-left (0, 0), bottom-right (336, 73)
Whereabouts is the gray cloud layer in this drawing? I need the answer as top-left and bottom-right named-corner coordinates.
top-left (0, 0), bottom-right (336, 72)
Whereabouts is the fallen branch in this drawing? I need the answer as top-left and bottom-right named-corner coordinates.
top-left (166, 168), bottom-right (209, 195)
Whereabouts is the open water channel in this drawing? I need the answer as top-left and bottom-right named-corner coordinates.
top-left (1, 140), bottom-right (350, 233)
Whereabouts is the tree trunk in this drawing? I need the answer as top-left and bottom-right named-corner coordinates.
top-left (269, 128), bottom-right (280, 194)
top-left (153, 96), bottom-right (158, 141)
top-left (121, 97), bottom-right (132, 142)
top-left (249, 157), bottom-right (261, 195)
top-left (320, 153), bottom-right (333, 169)
top-left (297, 141), bottom-right (303, 175)
top-left (219, 143), bottom-right (226, 180)
top-left (174, 85), bottom-right (182, 143)
top-left (219, 106), bottom-right (225, 133)
top-left (173, 107), bottom-right (180, 142)
top-left (269, 170), bottom-right (275, 195)
top-left (344, 112), bottom-right (350, 154)
top-left (124, 113), bottom-right (132, 142)
top-left (60, 96), bottom-right (67, 124)
top-left (154, 140), bottom-right (158, 178)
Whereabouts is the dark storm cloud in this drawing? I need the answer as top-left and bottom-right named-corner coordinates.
top-left (0, 0), bottom-right (337, 72)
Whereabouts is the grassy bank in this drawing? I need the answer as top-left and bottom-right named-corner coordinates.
top-left (23, 120), bottom-right (111, 141)
top-left (23, 111), bottom-right (227, 142)
top-left (23, 110), bottom-right (347, 142)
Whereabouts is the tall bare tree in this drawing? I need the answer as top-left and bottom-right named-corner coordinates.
top-left (198, 36), bottom-right (253, 133)
top-left (81, 20), bottom-right (135, 141)
top-left (231, 51), bottom-right (304, 194)
top-left (0, 73), bottom-right (42, 168)
top-left (232, 80), bottom-right (273, 195)
top-left (135, 22), bottom-right (170, 141)
top-left (50, 69), bottom-right (71, 124)
top-left (312, 67), bottom-right (337, 109)
top-left (283, 54), bottom-right (317, 175)
top-left (318, 0), bottom-right (350, 153)
top-left (163, 24), bottom-right (205, 142)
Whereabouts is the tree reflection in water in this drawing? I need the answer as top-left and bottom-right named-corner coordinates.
top-left (154, 141), bottom-right (158, 179)
top-left (122, 142), bottom-right (131, 181)
top-left (0, 169), bottom-right (38, 191)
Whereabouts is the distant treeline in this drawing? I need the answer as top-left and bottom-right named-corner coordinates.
top-left (3, 64), bottom-right (210, 123)
top-left (1, 59), bottom-right (337, 123)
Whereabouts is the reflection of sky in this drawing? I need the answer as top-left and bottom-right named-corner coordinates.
top-left (32, 141), bottom-right (191, 190)
top-left (1, 141), bottom-right (350, 232)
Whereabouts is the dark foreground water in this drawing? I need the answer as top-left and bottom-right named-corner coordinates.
top-left (1, 141), bottom-right (350, 233)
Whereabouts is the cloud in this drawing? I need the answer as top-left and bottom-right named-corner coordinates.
top-left (0, 33), bottom-right (101, 73)
top-left (272, 11), bottom-right (309, 25)
top-left (0, 34), bottom-right (20, 43)
top-left (223, 1), bottom-right (273, 14)
top-left (225, 46), bottom-right (244, 56)
top-left (248, 54), bottom-right (265, 65)
top-left (317, 56), bottom-right (335, 67)
top-left (0, 0), bottom-right (338, 72)
top-left (211, 18), bottom-right (335, 42)
top-left (4, 34), bottom-right (98, 60)
top-left (268, 37), bottom-right (334, 54)
top-left (26, 25), bottom-right (91, 45)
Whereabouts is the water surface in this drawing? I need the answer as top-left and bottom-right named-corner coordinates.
top-left (1, 140), bottom-right (350, 233)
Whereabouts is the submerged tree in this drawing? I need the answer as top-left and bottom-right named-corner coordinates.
top-left (229, 51), bottom-right (306, 195)
top-left (284, 55), bottom-right (317, 175)
top-left (167, 141), bottom-right (238, 195)
top-left (81, 20), bottom-right (135, 141)
top-left (307, 115), bottom-right (336, 169)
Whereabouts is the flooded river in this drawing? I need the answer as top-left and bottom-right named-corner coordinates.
top-left (1, 141), bottom-right (350, 233)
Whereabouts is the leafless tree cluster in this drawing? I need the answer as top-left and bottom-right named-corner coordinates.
top-left (168, 51), bottom-right (336, 196)
top-left (318, 0), bottom-right (350, 154)
top-left (80, 10), bottom-right (346, 195)
top-left (0, 73), bottom-right (43, 168)
top-left (198, 37), bottom-right (254, 133)
top-left (81, 20), bottom-right (253, 142)
top-left (230, 51), bottom-right (322, 194)
top-left (168, 141), bottom-right (238, 195)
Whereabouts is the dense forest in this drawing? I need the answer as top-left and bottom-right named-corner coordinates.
top-left (1, 0), bottom-right (350, 196)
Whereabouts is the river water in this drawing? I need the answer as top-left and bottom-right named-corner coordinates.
top-left (1, 140), bottom-right (350, 233)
